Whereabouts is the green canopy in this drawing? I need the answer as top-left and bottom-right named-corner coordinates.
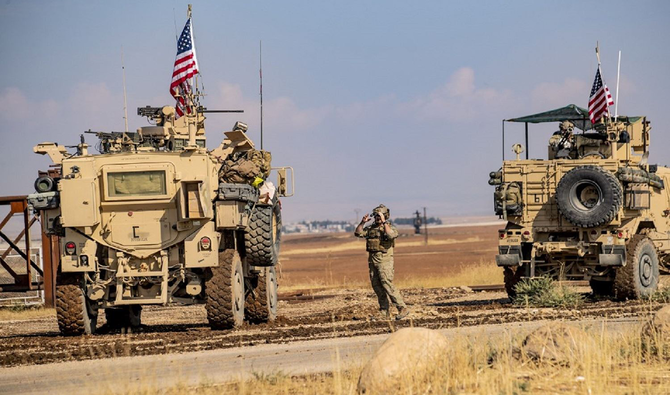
top-left (506, 104), bottom-right (643, 131)
top-left (507, 104), bottom-right (592, 130)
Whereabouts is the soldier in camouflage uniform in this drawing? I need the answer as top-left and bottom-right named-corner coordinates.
top-left (355, 204), bottom-right (409, 320)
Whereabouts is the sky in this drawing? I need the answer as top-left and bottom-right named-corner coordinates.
top-left (1, 0), bottom-right (669, 223)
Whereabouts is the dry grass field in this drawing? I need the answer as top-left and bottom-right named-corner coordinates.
top-left (279, 224), bottom-right (503, 290)
top-left (3, 222), bottom-right (670, 395)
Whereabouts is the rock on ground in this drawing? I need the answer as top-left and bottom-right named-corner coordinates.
top-left (642, 304), bottom-right (670, 338)
top-left (357, 327), bottom-right (449, 394)
top-left (641, 304), bottom-right (670, 357)
top-left (521, 323), bottom-right (590, 364)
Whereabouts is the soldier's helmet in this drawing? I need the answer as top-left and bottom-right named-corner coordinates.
top-left (559, 120), bottom-right (574, 133)
top-left (373, 204), bottom-right (390, 218)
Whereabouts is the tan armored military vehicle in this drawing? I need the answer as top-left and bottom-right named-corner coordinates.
top-left (490, 104), bottom-right (668, 300)
top-left (28, 101), bottom-right (293, 335)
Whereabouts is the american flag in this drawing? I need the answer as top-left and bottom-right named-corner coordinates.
top-left (588, 68), bottom-right (614, 124)
top-left (170, 17), bottom-right (199, 117)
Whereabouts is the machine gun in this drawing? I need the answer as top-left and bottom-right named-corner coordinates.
top-left (85, 129), bottom-right (139, 154)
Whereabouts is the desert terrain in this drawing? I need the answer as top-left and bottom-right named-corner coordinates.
top-left (1, 223), bottom-right (669, 394)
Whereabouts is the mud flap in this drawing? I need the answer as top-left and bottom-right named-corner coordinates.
top-left (496, 254), bottom-right (521, 267)
top-left (598, 253), bottom-right (625, 266)
top-left (599, 245), bottom-right (626, 266)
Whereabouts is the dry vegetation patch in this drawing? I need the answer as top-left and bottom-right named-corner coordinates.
top-left (0, 306), bottom-right (54, 321)
top-left (123, 323), bottom-right (670, 395)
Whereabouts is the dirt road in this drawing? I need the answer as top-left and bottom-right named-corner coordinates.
top-left (0, 287), bottom-right (662, 368)
top-left (0, 225), bottom-right (667, 393)
top-left (0, 316), bottom-right (641, 395)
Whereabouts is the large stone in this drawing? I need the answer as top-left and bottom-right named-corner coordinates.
top-left (641, 305), bottom-right (670, 357)
top-left (521, 323), bottom-right (590, 364)
top-left (642, 304), bottom-right (670, 338)
top-left (357, 327), bottom-right (449, 394)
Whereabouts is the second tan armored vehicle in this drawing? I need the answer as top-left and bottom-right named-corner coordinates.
top-left (28, 101), bottom-right (293, 335)
top-left (490, 104), bottom-right (668, 300)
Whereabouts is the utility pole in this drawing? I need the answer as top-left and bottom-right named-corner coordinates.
top-left (354, 208), bottom-right (361, 224)
top-left (423, 207), bottom-right (428, 245)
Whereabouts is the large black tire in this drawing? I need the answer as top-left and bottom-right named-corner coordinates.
top-left (555, 165), bottom-right (622, 228)
top-left (205, 249), bottom-right (245, 329)
top-left (614, 235), bottom-right (660, 300)
top-left (245, 199), bottom-right (282, 266)
top-left (56, 274), bottom-right (98, 335)
top-left (245, 267), bottom-right (278, 323)
top-left (503, 266), bottom-right (524, 299)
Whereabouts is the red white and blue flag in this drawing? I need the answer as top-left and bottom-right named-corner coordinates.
top-left (170, 17), bottom-right (199, 117)
top-left (588, 68), bottom-right (614, 124)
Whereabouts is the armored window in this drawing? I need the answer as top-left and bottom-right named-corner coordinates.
top-left (107, 171), bottom-right (167, 197)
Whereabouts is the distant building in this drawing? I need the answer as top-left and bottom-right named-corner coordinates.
top-left (283, 220), bottom-right (355, 234)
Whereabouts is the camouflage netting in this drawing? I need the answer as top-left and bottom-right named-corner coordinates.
top-left (219, 149), bottom-right (272, 186)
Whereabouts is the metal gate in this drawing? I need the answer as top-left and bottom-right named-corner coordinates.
top-left (0, 196), bottom-right (58, 307)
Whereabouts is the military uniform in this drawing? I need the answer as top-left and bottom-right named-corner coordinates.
top-left (355, 220), bottom-right (406, 314)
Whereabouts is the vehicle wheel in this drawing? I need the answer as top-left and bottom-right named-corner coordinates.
top-left (614, 235), bottom-right (659, 300)
top-left (245, 267), bottom-right (278, 323)
top-left (503, 266), bottom-right (524, 298)
top-left (205, 249), bottom-right (245, 329)
top-left (245, 198), bottom-right (282, 266)
top-left (555, 165), bottom-right (622, 228)
top-left (104, 306), bottom-right (142, 330)
top-left (589, 279), bottom-right (614, 296)
top-left (56, 274), bottom-right (98, 335)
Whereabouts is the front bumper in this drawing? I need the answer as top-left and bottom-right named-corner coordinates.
top-left (496, 242), bottom-right (626, 267)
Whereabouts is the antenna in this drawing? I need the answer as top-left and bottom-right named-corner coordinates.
top-left (615, 50), bottom-right (621, 118)
top-left (173, 8), bottom-right (178, 42)
top-left (594, 41), bottom-right (611, 120)
top-left (121, 46), bottom-right (129, 133)
top-left (259, 40), bottom-right (264, 150)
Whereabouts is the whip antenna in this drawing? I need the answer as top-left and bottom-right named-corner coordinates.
top-left (615, 50), bottom-right (621, 118)
top-left (121, 46), bottom-right (129, 133)
top-left (259, 40), bottom-right (264, 150)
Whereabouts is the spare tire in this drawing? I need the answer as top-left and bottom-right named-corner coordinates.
top-left (245, 197), bottom-right (282, 266)
top-left (555, 165), bottom-right (622, 228)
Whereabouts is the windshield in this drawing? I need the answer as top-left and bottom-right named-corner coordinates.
top-left (107, 170), bottom-right (167, 197)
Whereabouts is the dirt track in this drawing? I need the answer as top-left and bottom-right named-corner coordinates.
top-left (0, 287), bottom-right (664, 368)
top-left (0, 317), bottom-right (641, 395)
top-left (0, 225), bottom-right (667, 370)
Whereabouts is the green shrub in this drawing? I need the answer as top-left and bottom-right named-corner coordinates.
top-left (512, 277), bottom-right (583, 308)
top-left (645, 287), bottom-right (670, 303)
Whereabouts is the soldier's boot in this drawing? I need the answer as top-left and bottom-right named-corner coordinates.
top-left (370, 309), bottom-right (390, 321)
top-left (395, 307), bottom-right (409, 321)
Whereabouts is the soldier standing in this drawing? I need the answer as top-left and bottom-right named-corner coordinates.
top-left (355, 204), bottom-right (409, 320)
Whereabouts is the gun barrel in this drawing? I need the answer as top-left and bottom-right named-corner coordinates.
top-left (200, 109), bottom-right (244, 113)
top-left (137, 106), bottom-right (163, 117)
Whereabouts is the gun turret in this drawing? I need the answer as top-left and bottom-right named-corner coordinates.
top-left (137, 106), bottom-right (176, 127)
top-left (138, 106), bottom-right (163, 118)
top-left (85, 129), bottom-right (138, 154)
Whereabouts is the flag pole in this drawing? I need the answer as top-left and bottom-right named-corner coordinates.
top-left (187, 4), bottom-right (195, 113)
top-left (615, 50), bottom-right (621, 118)
top-left (594, 42), bottom-right (610, 121)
